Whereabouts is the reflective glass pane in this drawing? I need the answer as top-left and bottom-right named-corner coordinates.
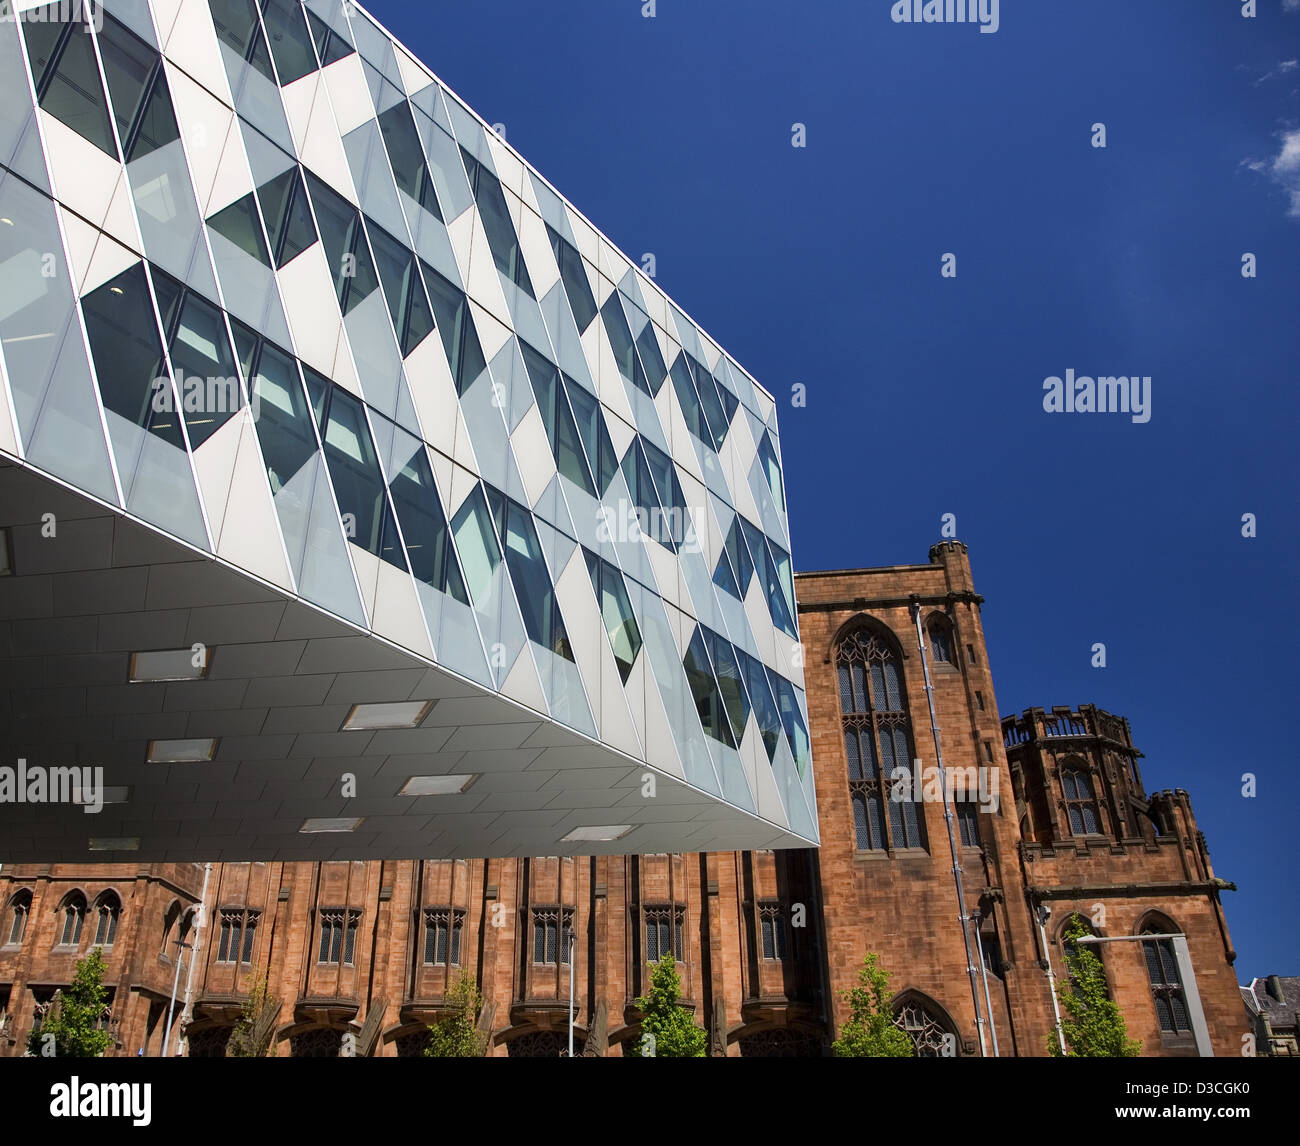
top-left (421, 260), bottom-right (485, 392)
top-left (306, 173), bottom-right (379, 312)
top-left (521, 341), bottom-right (593, 494)
top-left (316, 383), bottom-right (403, 566)
top-left (582, 548), bottom-right (641, 682)
top-left (385, 424), bottom-right (467, 601)
top-left (81, 264), bottom-right (179, 444)
top-left (671, 353), bottom-right (712, 449)
top-left (545, 224), bottom-right (596, 332)
top-left (684, 628), bottom-right (733, 749)
top-left (96, 13), bottom-right (156, 150)
top-left (461, 146), bottom-right (532, 297)
top-left (306, 8), bottom-right (353, 65)
top-left (208, 0), bottom-right (275, 81)
top-left (450, 484), bottom-right (501, 607)
top-left (257, 167), bottom-right (317, 268)
top-left (166, 281), bottom-right (242, 447)
top-left (565, 380), bottom-right (617, 495)
top-left (26, 12), bottom-right (116, 156)
top-left (705, 629), bottom-right (748, 744)
top-left (245, 330), bottom-right (315, 491)
top-left (378, 101), bottom-right (442, 220)
top-left (258, 0), bottom-right (317, 85)
top-left (485, 485), bottom-right (571, 660)
top-left (208, 192), bottom-right (271, 267)
top-left (600, 292), bottom-right (650, 396)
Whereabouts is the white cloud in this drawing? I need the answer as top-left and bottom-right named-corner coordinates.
top-left (1252, 58), bottom-right (1298, 84)
top-left (1269, 128), bottom-right (1300, 216)
top-left (1285, 0), bottom-right (1300, 14)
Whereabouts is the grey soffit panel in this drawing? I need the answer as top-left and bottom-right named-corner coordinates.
top-left (0, 462), bottom-right (809, 860)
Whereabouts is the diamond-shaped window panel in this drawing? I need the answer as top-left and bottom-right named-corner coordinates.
top-left (485, 484), bottom-right (573, 663)
top-left (583, 548), bottom-right (642, 683)
top-left (306, 173), bottom-right (381, 314)
top-left (98, 13), bottom-right (181, 164)
top-left (546, 223), bottom-right (597, 333)
top-left (521, 341), bottom-right (595, 496)
top-left (257, 0), bottom-right (319, 85)
top-left (24, 3), bottom-right (117, 157)
top-left (461, 146), bottom-right (533, 298)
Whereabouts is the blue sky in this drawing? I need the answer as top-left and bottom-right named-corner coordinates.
top-left (365, 0), bottom-right (1300, 981)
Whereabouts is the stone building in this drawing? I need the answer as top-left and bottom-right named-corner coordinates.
top-left (1241, 976), bottom-right (1299, 1057)
top-left (0, 543), bottom-right (1249, 1056)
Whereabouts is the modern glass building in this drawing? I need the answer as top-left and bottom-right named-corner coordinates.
top-left (0, 0), bottom-right (814, 861)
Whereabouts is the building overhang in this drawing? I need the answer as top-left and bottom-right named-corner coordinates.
top-left (0, 460), bottom-right (812, 861)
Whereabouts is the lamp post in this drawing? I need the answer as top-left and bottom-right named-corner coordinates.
top-left (161, 937), bottom-right (191, 1057)
top-left (1034, 902), bottom-right (1066, 1052)
top-left (1071, 933), bottom-right (1213, 1057)
top-left (911, 600), bottom-right (988, 1056)
top-left (567, 927), bottom-right (576, 1058)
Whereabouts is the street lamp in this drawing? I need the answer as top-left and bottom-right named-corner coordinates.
top-left (567, 927), bottom-right (576, 1058)
top-left (1033, 902), bottom-right (1066, 1052)
top-left (161, 937), bottom-right (191, 1057)
top-left (1070, 933), bottom-right (1213, 1057)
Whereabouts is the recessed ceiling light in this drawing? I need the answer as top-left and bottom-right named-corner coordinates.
top-left (400, 774), bottom-right (477, 796)
top-left (300, 817), bottom-right (363, 833)
top-left (562, 825), bottom-right (635, 842)
top-left (146, 738), bottom-right (217, 763)
top-left (74, 785), bottom-right (131, 807)
top-left (108, 285), bottom-right (124, 295)
top-left (129, 647), bottom-right (210, 682)
top-left (341, 700), bottom-right (434, 730)
top-left (0, 217), bottom-right (12, 226)
top-left (88, 837), bottom-right (139, 851)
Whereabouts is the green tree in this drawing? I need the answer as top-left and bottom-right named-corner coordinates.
top-left (1049, 914), bottom-right (1141, 1057)
top-left (832, 952), bottom-right (915, 1057)
top-left (424, 972), bottom-right (487, 1058)
top-left (627, 952), bottom-right (707, 1057)
top-left (227, 969), bottom-right (279, 1057)
top-left (27, 947), bottom-right (113, 1058)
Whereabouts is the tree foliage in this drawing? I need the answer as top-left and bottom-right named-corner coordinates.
top-left (424, 972), bottom-right (487, 1058)
top-left (27, 947), bottom-right (113, 1058)
top-left (832, 952), bottom-right (915, 1058)
top-left (227, 969), bottom-right (278, 1057)
top-left (627, 952), bottom-right (707, 1057)
top-left (1049, 914), bottom-right (1141, 1057)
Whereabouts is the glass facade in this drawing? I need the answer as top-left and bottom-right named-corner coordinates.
top-left (0, 0), bottom-right (815, 850)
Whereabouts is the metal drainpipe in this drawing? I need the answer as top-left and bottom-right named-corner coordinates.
top-left (972, 910), bottom-right (1000, 1057)
top-left (171, 862), bottom-right (211, 1056)
top-left (910, 600), bottom-right (987, 1057)
top-left (1035, 901), bottom-right (1066, 1052)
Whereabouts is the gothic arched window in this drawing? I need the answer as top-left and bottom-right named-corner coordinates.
top-left (927, 616), bottom-right (954, 664)
top-left (837, 627), bottom-right (925, 851)
top-left (92, 892), bottom-right (120, 947)
top-left (5, 891), bottom-right (31, 946)
top-left (894, 998), bottom-right (956, 1057)
top-left (1061, 762), bottom-right (1101, 835)
top-left (58, 893), bottom-right (86, 947)
top-left (1141, 923), bottom-right (1191, 1034)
